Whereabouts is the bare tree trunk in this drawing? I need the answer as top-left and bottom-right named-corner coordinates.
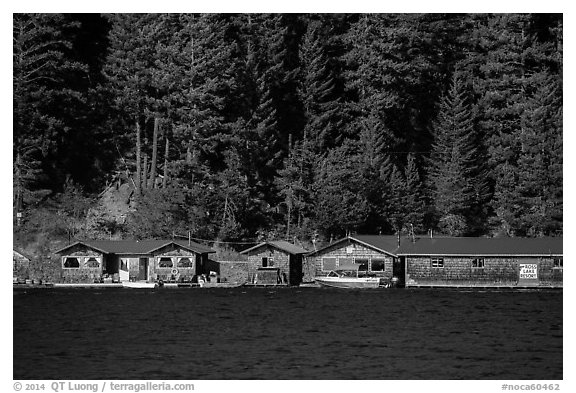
top-left (149, 117), bottom-right (159, 189)
top-left (163, 136), bottom-right (169, 188)
top-left (286, 200), bottom-right (291, 240)
top-left (142, 154), bottom-right (148, 191)
top-left (135, 120), bottom-right (142, 195)
top-left (186, 146), bottom-right (192, 165)
top-left (15, 152), bottom-right (23, 226)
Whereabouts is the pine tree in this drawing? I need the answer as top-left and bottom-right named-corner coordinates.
top-left (428, 72), bottom-right (480, 236)
top-left (298, 19), bottom-right (342, 152)
top-left (516, 71), bottom-right (562, 236)
top-left (403, 153), bottom-right (428, 233)
top-left (13, 14), bottom-right (87, 223)
top-left (313, 141), bottom-right (369, 238)
top-left (465, 14), bottom-right (562, 236)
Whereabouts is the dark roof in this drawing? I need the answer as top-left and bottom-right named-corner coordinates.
top-left (240, 240), bottom-right (308, 255)
top-left (307, 235), bottom-right (401, 257)
top-left (55, 239), bottom-right (215, 255)
top-left (396, 237), bottom-right (563, 256)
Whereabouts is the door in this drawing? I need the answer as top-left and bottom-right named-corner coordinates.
top-left (119, 258), bottom-right (130, 282)
top-left (289, 255), bottom-right (303, 286)
top-left (138, 258), bottom-right (148, 281)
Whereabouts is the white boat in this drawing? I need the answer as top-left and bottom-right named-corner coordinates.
top-left (315, 263), bottom-right (381, 289)
top-left (122, 281), bottom-right (157, 289)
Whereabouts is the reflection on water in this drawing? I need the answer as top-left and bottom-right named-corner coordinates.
top-left (13, 288), bottom-right (562, 379)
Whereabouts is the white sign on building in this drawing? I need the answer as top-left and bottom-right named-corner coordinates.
top-left (519, 264), bottom-right (538, 279)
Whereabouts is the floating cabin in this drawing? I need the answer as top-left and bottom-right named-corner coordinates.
top-left (54, 240), bottom-right (215, 284)
top-left (306, 235), bottom-right (403, 285)
top-left (397, 237), bottom-right (563, 288)
top-left (13, 249), bottom-right (32, 276)
top-left (240, 241), bottom-right (308, 286)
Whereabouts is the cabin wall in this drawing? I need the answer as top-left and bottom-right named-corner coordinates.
top-left (13, 252), bottom-right (31, 272)
top-left (151, 246), bottom-right (199, 282)
top-left (59, 247), bottom-right (104, 283)
top-left (311, 241), bottom-right (394, 280)
top-left (405, 256), bottom-right (563, 287)
top-left (245, 247), bottom-right (291, 285)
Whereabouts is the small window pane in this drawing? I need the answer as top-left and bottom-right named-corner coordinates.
top-left (85, 257), bottom-right (100, 268)
top-left (371, 259), bottom-right (385, 272)
top-left (431, 257), bottom-right (444, 268)
top-left (63, 257), bottom-right (80, 268)
top-left (177, 257), bottom-right (194, 268)
top-left (158, 257), bottom-right (173, 268)
top-left (262, 257), bottom-right (268, 267)
top-left (553, 257), bottom-right (563, 268)
top-left (355, 259), bottom-right (368, 271)
top-left (322, 257), bottom-right (336, 271)
top-left (338, 258), bottom-right (353, 267)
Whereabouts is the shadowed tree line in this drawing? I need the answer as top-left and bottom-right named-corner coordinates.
top-left (13, 13), bottom-right (562, 249)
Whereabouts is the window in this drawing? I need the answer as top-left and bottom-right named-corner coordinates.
top-left (63, 257), bottom-right (80, 268)
top-left (431, 257), bottom-right (444, 268)
top-left (355, 259), bottom-right (369, 272)
top-left (371, 259), bottom-right (385, 272)
top-left (177, 257), bottom-right (194, 268)
top-left (553, 257), bottom-right (563, 269)
top-left (158, 257), bottom-right (174, 268)
top-left (338, 258), bottom-right (353, 267)
top-left (471, 258), bottom-right (485, 268)
top-left (85, 257), bottom-right (101, 268)
top-left (322, 257), bottom-right (336, 271)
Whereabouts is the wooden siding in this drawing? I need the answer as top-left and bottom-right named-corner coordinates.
top-left (405, 256), bottom-right (563, 287)
top-left (310, 241), bottom-right (394, 280)
top-left (244, 246), bottom-right (292, 285)
top-left (60, 246), bottom-right (104, 283)
top-left (152, 247), bottom-right (199, 282)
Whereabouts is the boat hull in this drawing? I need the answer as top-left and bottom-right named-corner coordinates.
top-left (315, 277), bottom-right (380, 289)
top-left (198, 282), bottom-right (244, 288)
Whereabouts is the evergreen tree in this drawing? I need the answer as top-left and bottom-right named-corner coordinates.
top-left (313, 141), bottom-right (369, 238)
top-left (13, 14), bottom-right (87, 222)
top-left (515, 72), bottom-right (562, 236)
top-left (428, 72), bottom-right (480, 236)
top-left (298, 19), bottom-right (342, 152)
top-left (403, 153), bottom-right (428, 233)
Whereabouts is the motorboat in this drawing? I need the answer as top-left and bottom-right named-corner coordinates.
top-left (315, 263), bottom-right (381, 289)
top-left (122, 281), bottom-right (157, 289)
top-left (197, 274), bottom-right (244, 288)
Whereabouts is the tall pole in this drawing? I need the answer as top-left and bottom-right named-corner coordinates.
top-left (135, 120), bottom-right (142, 196)
top-left (163, 136), bottom-right (169, 188)
top-left (150, 117), bottom-right (159, 189)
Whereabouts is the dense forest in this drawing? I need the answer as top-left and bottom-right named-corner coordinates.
top-left (13, 13), bottom-right (563, 252)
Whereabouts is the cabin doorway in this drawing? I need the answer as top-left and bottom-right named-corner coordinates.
top-left (138, 258), bottom-right (148, 281)
top-left (289, 256), bottom-right (303, 286)
top-left (394, 257), bottom-right (406, 287)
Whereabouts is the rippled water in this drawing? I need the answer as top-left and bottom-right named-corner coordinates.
top-left (13, 288), bottom-right (562, 380)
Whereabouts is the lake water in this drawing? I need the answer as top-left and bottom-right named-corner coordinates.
top-left (13, 287), bottom-right (562, 380)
